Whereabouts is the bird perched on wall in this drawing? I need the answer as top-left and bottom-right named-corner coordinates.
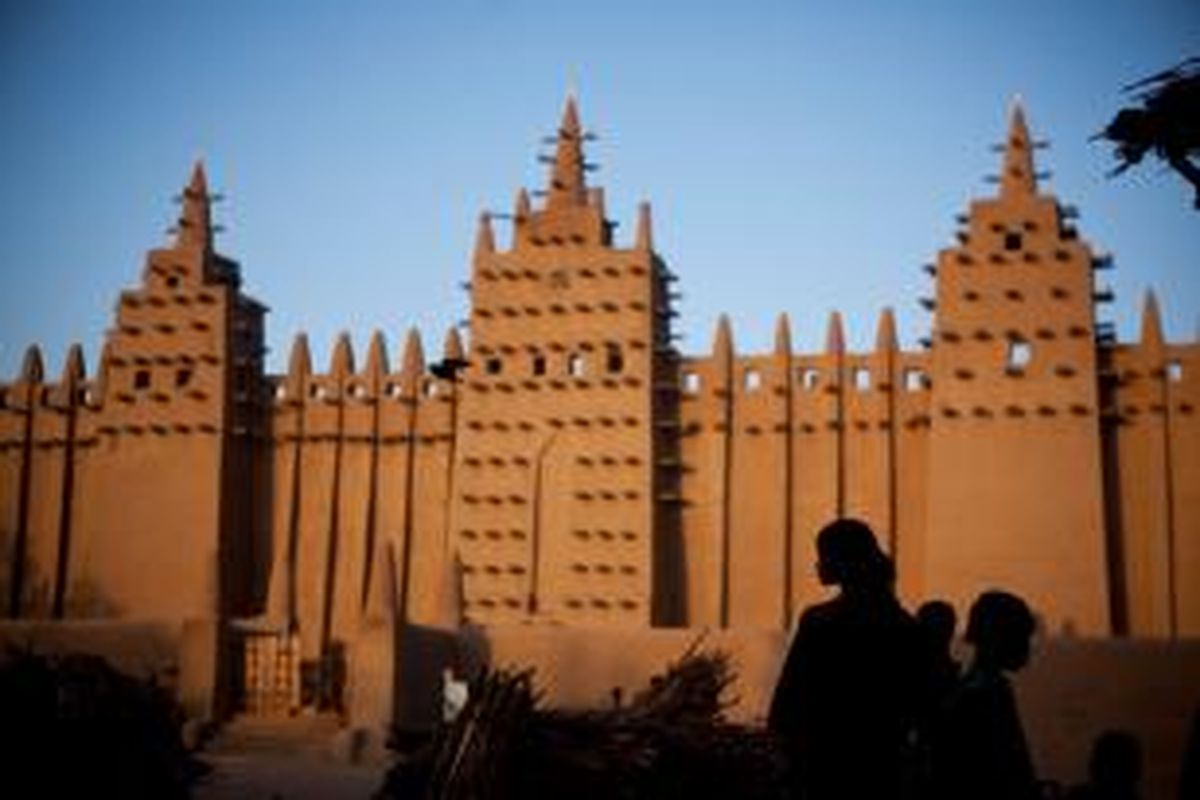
top-left (429, 358), bottom-right (470, 381)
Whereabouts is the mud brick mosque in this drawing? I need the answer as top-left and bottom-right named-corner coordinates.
top-left (1, 97), bottom-right (1197, 730)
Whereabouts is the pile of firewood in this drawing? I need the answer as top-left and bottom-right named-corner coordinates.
top-left (377, 643), bottom-right (786, 799)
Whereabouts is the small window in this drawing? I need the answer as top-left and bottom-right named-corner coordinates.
top-left (1167, 361), bottom-right (1183, 383)
top-left (423, 379), bottom-right (438, 397)
top-left (606, 345), bottom-right (623, 374)
top-left (683, 372), bottom-right (701, 393)
top-left (1007, 340), bottom-right (1032, 371)
top-left (568, 353), bottom-right (585, 377)
top-left (853, 367), bottom-right (871, 391)
top-left (743, 369), bottom-right (761, 392)
top-left (1004, 232), bottom-right (1022, 252)
top-left (175, 368), bottom-right (192, 388)
top-left (532, 354), bottom-right (547, 376)
top-left (800, 368), bottom-right (820, 390)
top-left (134, 370), bottom-right (151, 390)
top-left (485, 357), bottom-right (502, 375)
top-left (904, 369), bottom-right (925, 391)
top-left (166, 275), bottom-right (181, 289)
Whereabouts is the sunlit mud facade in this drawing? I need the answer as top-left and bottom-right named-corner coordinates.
top-left (1, 100), bottom-right (1197, 716)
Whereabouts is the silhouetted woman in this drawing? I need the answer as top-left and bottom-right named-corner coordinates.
top-left (768, 518), bottom-right (923, 800)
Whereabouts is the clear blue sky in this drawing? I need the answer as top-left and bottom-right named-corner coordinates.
top-left (2, 1), bottom-right (1197, 377)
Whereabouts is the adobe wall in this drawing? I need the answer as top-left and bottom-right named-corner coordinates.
top-left (1015, 638), bottom-right (1200, 800)
top-left (262, 328), bottom-right (459, 665)
top-left (1106, 336), bottom-right (1200, 637)
top-left (676, 317), bottom-right (933, 628)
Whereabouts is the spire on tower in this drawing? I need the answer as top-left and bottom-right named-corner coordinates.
top-left (825, 311), bottom-right (846, 354)
top-left (1139, 290), bottom-right (1165, 349)
top-left (774, 313), bottom-right (793, 356)
top-left (473, 212), bottom-right (496, 260)
top-left (443, 326), bottom-right (464, 362)
top-left (874, 308), bottom-right (898, 352)
top-left (62, 344), bottom-right (86, 389)
top-left (19, 345), bottom-right (44, 383)
top-left (401, 327), bottom-right (425, 380)
top-left (287, 333), bottom-right (313, 381)
top-left (635, 202), bottom-right (654, 251)
top-left (999, 99), bottom-right (1038, 199)
top-left (544, 95), bottom-right (588, 210)
top-left (330, 332), bottom-right (355, 378)
top-left (365, 330), bottom-right (389, 384)
top-left (176, 161), bottom-right (214, 251)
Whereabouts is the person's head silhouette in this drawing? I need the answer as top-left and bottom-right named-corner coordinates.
top-left (917, 600), bottom-right (957, 651)
top-left (815, 518), bottom-right (891, 591)
top-left (965, 590), bottom-right (1035, 672)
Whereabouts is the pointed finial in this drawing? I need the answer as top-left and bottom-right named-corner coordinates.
top-left (473, 212), bottom-right (495, 260)
top-left (330, 332), bottom-right (355, 378)
top-left (545, 94), bottom-right (588, 210)
top-left (774, 313), bottom-right (793, 356)
top-left (713, 314), bottom-right (734, 358)
top-left (19, 345), bottom-right (44, 383)
top-left (874, 307), bottom-right (898, 352)
top-left (401, 327), bottom-right (425, 378)
top-left (635, 202), bottom-right (654, 251)
top-left (365, 330), bottom-right (389, 380)
top-left (287, 333), bottom-right (313, 379)
top-left (1000, 98), bottom-right (1037, 198)
top-left (515, 188), bottom-right (532, 220)
top-left (443, 326), bottom-right (464, 362)
top-left (176, 160), bottom-right (213, 250)
top-left (94, 341), bottom-right (113, 400)
top-left (62, 344), bottom-right (86, 388)
top-left (825, 311), bottom-right (845, 354)
top-left (1140, 290), bottom-right (1164, 348)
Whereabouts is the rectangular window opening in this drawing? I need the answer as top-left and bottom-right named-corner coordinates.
top-left (853, 367), bottom-right (872, 391)
top-left (1007, 340), bottom-right (1032, 371)
top-left (568, 354), bottom-right (585, 377)
top-left (743, 369), bottom-right (761, 392)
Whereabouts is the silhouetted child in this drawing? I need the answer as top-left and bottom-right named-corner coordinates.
top-left (768, 518), bottom-right (924, 800)
top-left (913, 599), bottom-right (961, 793)
top-left (1065, 729), bottom-right (1142, 800)
top-left (929, 589), bottom-right (1040, 800)
top-left (917, 599), bottom-right (961, 709)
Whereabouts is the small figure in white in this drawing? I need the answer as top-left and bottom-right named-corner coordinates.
top-left (441, 667), bottom-right (469, 722)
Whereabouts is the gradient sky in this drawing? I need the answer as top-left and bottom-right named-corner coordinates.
top-left (1, 1), bottom-right (1197, 378)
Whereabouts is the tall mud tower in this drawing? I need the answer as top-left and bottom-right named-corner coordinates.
top-left (923, 107), bottom-right (1110, 634)
top-left (450, 98), bottom-right (681, 626)
top-left (0, 164), bottom-right (266, 623)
